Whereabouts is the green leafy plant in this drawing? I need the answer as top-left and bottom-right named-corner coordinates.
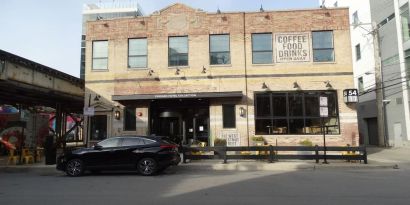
top-left (299, 139), bottom-right (313, 146)
top-left (214, 138), bottom-right (227, 146)
top-left (251, 136), bottom-right (265, 142)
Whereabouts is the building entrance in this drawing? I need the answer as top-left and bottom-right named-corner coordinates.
top-left (150, 99), bottom-right (209, 145)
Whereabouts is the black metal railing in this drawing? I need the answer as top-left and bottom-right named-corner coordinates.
top-left (181, 145), bottom-right (367, 164)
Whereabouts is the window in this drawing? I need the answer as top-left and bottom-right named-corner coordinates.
top-left (128, 38), bottom-right (147, 68)
top-left (124, 106), bottom-right (136, 131)
top-left (169, 36), bottom-right (188, 66)
top-left (210, 34), bottom-right (230, 65)
top-left (252, 33), bottom-right (273, 64)
top-left (223, 104), bottom-right (236, 128)
top-left (121, 137), bottom-right (145, 146)
top-left (92, 40), bottom-right (108, 70)
top-left (352, 11), bottom-right (359, 26)
top-left (90, 115), bottom-right (107, 141)
top-left (355, 44), bottom-right (361, 61)
top-left (312, 31), bottom-right (334, 62)
top-left (400, 3), bottom-right (410, 42)
top-left (97, 138), bottom-right (120, 148)
top-left (358, 77), bottom-right (364, 93)
top-left (255, 91), bottom-right (339, 135)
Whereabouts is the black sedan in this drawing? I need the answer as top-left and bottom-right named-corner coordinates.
top-left (57, 136), bottom-right (180, 176)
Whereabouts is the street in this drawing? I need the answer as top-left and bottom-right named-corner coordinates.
top-left (1, 165), bottom-right (409, 205)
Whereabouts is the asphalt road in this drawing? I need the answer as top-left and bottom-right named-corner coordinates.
top-left (1, 166), bottom-right (409, 205)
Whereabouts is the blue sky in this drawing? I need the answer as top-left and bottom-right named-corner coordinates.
top-left (0, 0), bottom-right (319, 78)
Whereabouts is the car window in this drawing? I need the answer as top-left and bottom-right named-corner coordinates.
top-left (121, 137), bottom-right (145, 146)
top-left (97, 138), bottom-right (120, 148)
top-left (142, 139), bottom-right (156, 145)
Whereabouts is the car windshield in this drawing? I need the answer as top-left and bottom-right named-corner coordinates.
top-left (97, 138), bottom-right (120, 148)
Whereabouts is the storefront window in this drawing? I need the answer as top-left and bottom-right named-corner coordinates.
top-left (128, 38), bottom-right (147, 68)
top-left (210, 34), bottom-right (230, 65)
top-left (169, 36), bottom-right (188, 66)
top-left (255, 91), bottom-right (339, 135)
top-left (92, 40), bottom-right (108, 70)
top-left (252, 33), bottom-right (273, 64)
top-left (312, 31), bottom-right (334, 62)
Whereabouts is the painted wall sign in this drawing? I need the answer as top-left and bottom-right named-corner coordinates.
top-left (275, 33), bottom-right (310, 63)
top-left (83, 107), bottom-right (95, 116)
top-left (220, 131), bottom-right (240, 147)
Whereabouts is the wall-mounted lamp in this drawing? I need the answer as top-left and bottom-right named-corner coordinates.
top-left (148, 69), bottom-right (155, 76)
top-left (114, 110), bottom-right (120, 120)
top-left (239, 107), bottom-right (246, 117)
top-left (262, 82), bottom-right (268, 89)
top-left (202, 66), bottom-right (207, 74)
top-left (94, 95), bottom-right (101, 101)
top-left (175, 68), bottom-right (181, 75)
top-left (293, 82), bottom-right (300, 90)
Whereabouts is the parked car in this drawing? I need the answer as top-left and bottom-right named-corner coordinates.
top-left (56, 136), bottom-right (180, 176)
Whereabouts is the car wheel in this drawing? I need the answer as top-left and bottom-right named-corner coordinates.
top-left (66, 159), bottom-right (84, 177)
top-left (137, 158), bottom-right (157, 176)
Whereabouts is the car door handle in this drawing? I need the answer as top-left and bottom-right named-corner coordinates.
top-left (133, 149), bottom-right (143, 153)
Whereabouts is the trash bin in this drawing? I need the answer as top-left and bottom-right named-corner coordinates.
top-left (44, 135), bottom-right (56, 165)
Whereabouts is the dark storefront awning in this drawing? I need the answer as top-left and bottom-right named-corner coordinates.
top-left (112, 91), bottom-right (243, 101)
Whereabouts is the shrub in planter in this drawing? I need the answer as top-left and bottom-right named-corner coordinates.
top-left (298, 139), bottom-right (313, 155)
top-left (251, 136), bottom-right (265, 146)
top-left (214, 138), bottom-right (227, 146)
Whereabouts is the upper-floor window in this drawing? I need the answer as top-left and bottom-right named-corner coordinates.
top-left (352, 11), bottom-right (359, 26)
top-left (252, 33), bottom-right (273, 64)
top-left (169, 36), bottom-right (188, 66)
top-left (358, 77), bottom-right (364, 93)
top-left (210, 34), bottom-right (230, 65)
top-left (128, 38), bottom-right (147, 68)
top-left (400, 3), bottom-right (410, 42)
top-left (312, 31), bottom-right (334, 62)
top-left (92, 40), bottom-right (108, 70)
top-left (355, 44), bottom-right (361, 61)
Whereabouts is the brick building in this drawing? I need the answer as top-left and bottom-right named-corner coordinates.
top-left (84, 3), bottom-right (358, 147)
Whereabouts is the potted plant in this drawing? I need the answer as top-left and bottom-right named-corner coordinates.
top-left (214, 138), bottom-right (227, 147)
top-left (298, 139), bottom-right (313, 155)
top-left (251, 136), bottom-right (265, 146)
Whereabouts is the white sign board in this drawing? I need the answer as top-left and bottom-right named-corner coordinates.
top-left (220, 131), bottom-right (241, 147)
top-left (275, 33), bottom-right (310, 63)
top-left (320, 107), bottom-right (329, 117)
top-left (343, 89), bottom-right (358, 103)
top-left (320, 96), bottom-right (328, 106)
top-left (83, 107), bottom-right (95, 116)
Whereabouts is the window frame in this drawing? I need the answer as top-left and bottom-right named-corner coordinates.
top-left (312, 31), bottom-right (335, 62)
top-left (128, 38), bottom-right (148, 69)
top-left (222, 104), bottom-right (236, 128)
top-left (358, 77), bottom-right (364, 93)
top-left (209, 34), bottom-right (231, 65)
top-left (254, 91), bottom-right (340, 135)
top-left (92, 40), bottom-right (109, 70)
top-left (168, 36), bottom-right (189, 67)
top-left (251, 33), bottom-right (273, 64)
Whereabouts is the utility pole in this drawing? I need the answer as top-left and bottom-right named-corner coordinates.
top-left (371, 22), bottom-right (387, 146)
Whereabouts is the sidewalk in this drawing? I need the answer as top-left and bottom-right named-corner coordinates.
top-left (0, 146), bottom-right (408, 173)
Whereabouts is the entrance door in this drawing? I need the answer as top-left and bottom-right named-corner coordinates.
top-left (366, 117), bottom-right (378, 145)
top-left (90, 115), bottom-right (107, 141)
top-left (159, 117), bottom-right (180, 143)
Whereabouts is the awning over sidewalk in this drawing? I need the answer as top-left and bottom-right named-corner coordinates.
top-left (112, 91), bottom-right (243, 101)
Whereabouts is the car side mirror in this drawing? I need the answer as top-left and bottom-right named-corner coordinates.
top-left (94, 145), bottom-right (103, 150)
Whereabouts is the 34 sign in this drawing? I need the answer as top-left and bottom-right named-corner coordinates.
top-left (343, 89), bottom-right (358, 103)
